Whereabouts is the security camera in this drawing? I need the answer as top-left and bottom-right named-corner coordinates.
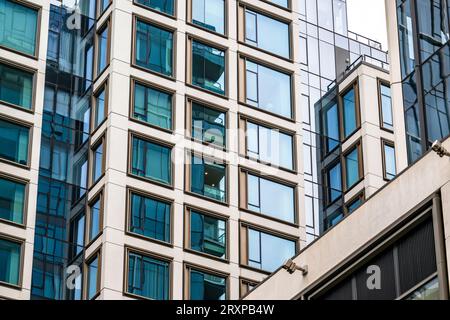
top-left (431, 140), bottom-right (450, 158)
top-left (283, 259), bottom-right (308, 276)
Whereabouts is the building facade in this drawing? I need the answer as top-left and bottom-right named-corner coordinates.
top-left (0, 0), bottom-right (390, 300)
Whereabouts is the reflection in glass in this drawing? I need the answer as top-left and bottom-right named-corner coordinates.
top-left (190, 211), bottom-right (226, 258)
top-left (192, 0), bottom-right (225, 34)
top-left (191, 154), bottom-right (226, 202)
top-left (190, 268), bottom-right (226, 300)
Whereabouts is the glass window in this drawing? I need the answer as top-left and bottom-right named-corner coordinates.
top-left (342, 87), bottom-right (358, 138)
top-left (88, 196), bottom-right (102, 242)
top-left (246, 121), bottom-right (293, 170)
top-left (345, 146), bottom-right (361, 190)
top-left (244, 9), bottom-right (290, 58)
top-left (133, 82), bottom-right (172, 130)
top-left (86, 254), bottom-right (99, 300)
top-left (127, 252), bottom-right (170, 300)
top-left (323, 103), bottom-right (339, 153)
top-left (93, 86), bottom-right (106, 130)
top-left (189, 268), bottom-right (226, 300)
top-left (0, 62), bottom-right (34, 110)
top-left (397, 0), bottom-right (415, 79)
top-left (247, 174), bottom-right (295, 223)
top-left (0, 0), bottom-right (38, 56)
top-left (129, 192), bottom-right (171, 243)
top-left (73, 153), bottom-right (88, 200)
top-left (245, 60), bottom-right (292, 118)
top-left (327, 162), bottom-right (342, 203)
top-left (135, 0), bottom-right (175, 16)
top-left (0, 176), bottom-right (26, 225)
top-left (267, 0), bottom-right (288, 8)
top-left (317, 0), bottom-right (333, 30)
top-left (97, 23), bottom-right (109, 75)
top-left (99, 0), bottom-right (110, 15)
top-left (190, 154), bottom-right (227, 203)
top-left (0, 238), bottom-right (21, 286)
top-left (380, 83), bottom-right (393, 130)
top-left (191, 40), bottom-right (226, 95)
top-left (325, 208), bottom-right (344, 230)
top-left (247, 228), bottom-right (296, 272)
top-left (345, 195), bottom-right (363, 215)
top-left (70, 213), bottom-right (85, 258)
top-left (0, 118), bottom-right (30, 166)
top-left (92, 139), bottom-right (104, 184)
top-left (406, 277), bottom-right (440, 300)
top-left (131, 136), bottom-right (171, 185)
top-left (383, 142), bottom-right (396, 180)
top-left (192, 102), bottom-right (226, 148)
top-left (192, 0), bottom-right (225, 35)
top-left (135, 19), bottom-right (173, 76)
top-left (190, 211), bottom-right (226, 258)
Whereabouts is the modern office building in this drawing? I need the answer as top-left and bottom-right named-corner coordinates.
top-left (0, 0), bottom-right (391, 301)
top-left (386, 0), bottom-right (450, 164)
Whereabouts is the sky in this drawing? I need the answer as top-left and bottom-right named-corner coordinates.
top-left (347, 0), bottom-right (388, 50)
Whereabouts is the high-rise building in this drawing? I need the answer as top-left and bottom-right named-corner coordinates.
top-left (0, 0), bottom-right (389, 300)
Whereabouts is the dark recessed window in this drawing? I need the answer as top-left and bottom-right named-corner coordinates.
top-left (0, 62), bottom-right (34, 110)
top-left (127, 251), bottom-right (170, 300)
top-left (0, 238), bottom-right (21, 286)
top-left (190, 154), bottom-right (226, 203)
top-left (135, 19), bottom-right (173, 76)
top-left (0, 176), bottom-right (26, 225)
top-left (192, 102), bottom-right (226, 148)
top-left (130, 135), bottom-right (172, 185)
top-left (133, 81), bottom-right (172, 130)
top-left (191, 40), bottom-right (226, 95)
top-left (135, 0), bottom-right (175, 16)
top-left (192, 0), bottom-right (225, 35)
top-left (0, 0), bottom-right (38, 56)
top-left (189, 210), bottom-right (226, 258)
top-left (0, 118), bottom-right (30, 166)
top-left (188, 267), bottom-right (226, 300)
top-left (129, 191), bottom-right (171, 243)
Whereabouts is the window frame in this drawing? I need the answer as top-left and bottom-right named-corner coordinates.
top-left (97, 0), bottom-right (112, 20)
top-left (339, 80), bottom-right (361, 142)
top-left (90, 77), bottom-right (109, 134)
top-left (239, 221), bottom-right (299, 274)
top-left (185, 96), bottom-right (228, 151)
top-left (127, 131), bottom-right (174, 188)
top-left (183, 262), bottom-right (229, 300)
top-left (125, 186), bottom-right (174, 246)
top-left (378, 79), bottom-right (394, 132)
top-left (238, 53), bottom-right (295, 122)
top-left (0, 233), bottom-right (24, 289)
top-left (238, 167), bottom-right (299, 226)
top-left (94, 16), bottom-right (112, 80)
top-left (342, 139), bottom-right (364, 192)
top-left (123, 246), bottom-right (173, 300)
top-left (238, 3), bottom-right (293, 61)
top-left (183, 204), bottom-right (229, 262)
top-left (0, 114), bottom-right (33, 169)
top-left (132, 0), bottom-right (177, 18)
top-left (0, 0), bottom-right (41, 59)
top-left (239, 277), bottom-right (260, 298)
top-left (0, 58), bottom-right (37, 113)
top-left (83, 247), bottom-right (102, 300)
top-left (343, 190), bottom-right (365, 216)
top-left (260, 0), bottom-right (291, 11)
top-left (89, 133), bottom-right (107, 188)
top-left (0, 172), bottom-right (29, 228)
top-left (184, 150), bottom-right (229, 205)
top-left (187, 0), bottom-right (228, 37)
top-left (381, 138), bottom-right (397, 181)
top-left (85, 188), bottom-right (104, 247)
top-left (238, 113), bottom-right (297, 172)
top-left (186, 34), bottom-right (228, 97)
top-left (129, 76), bottom-right (175, 133)
top-left (131, 14), bottom-right (176, 80)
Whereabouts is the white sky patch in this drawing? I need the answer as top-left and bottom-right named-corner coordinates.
top-left (347, 0), bottom-right (388, 50)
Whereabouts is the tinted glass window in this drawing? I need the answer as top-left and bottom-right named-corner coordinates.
top-left (190, 211), bottom-right (226, 258)
top-left (191, 155), bottom-right (226, 202)
top-left (192, 0), bottom-right (225, 35)
top-left (0, 238), bottom-right (21, 285)
top-left (0, 62), bottom-right (33, 110)
top-left (135, 0), bottom-right (175, 16)
top-left (190, 268), bottom-right (226, 300)
top-left (192, 102), bottom-right (226, 148)
top-left (0, 118), bottom-right (29, 166)
top-left (0, 177), bottom-right (25, 225)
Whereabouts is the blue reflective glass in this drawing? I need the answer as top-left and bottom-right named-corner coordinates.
top-left (97, 25), bottom-right (109, 74)
top-left (129, 192), bottom-right (171, 242)
top-left (92, 141), bottom-right (103, 183)
top-left (0, 62), bottom-right (33, 110)
top-left (345, 147), bottom-right (360, 189)
top-left (0, 238), bottom-right (21, 285)
top-left (192, 40), bottom-right (226, 95)
top-left (328, 162), bottom-right (342, 202)
top-left (325, 103), bottom-right (339, 152)
top-left (87, 255), bottom-right (98, 299)
top-left (135, 20), bottom-right (173, 76)
top-left (0, 0), bottom-right (38, 56)
top-left (131, 136), bottom-right (171, 184)
top-left (192, 102), bottom-right (226, 147)
top-left (192, 0), bottom-right (225, 34)
top-left (0, 118), bottom-right (29, 166)
top-left (190, 269), bottom-right (226, 300)
top-left (0, 176), bottom-right (26, 224)
top-left (89, 197), bottom-right (101, 241)
top-left (342, 88), bottom-right (357, 138)
top-left (94, 88), bottom-right (106, 129)
top-left (127, 252), bottom-right (170, 300)
top-left (190, 211), bottom-right (226, 258)
top-left (191, 155), bottom-right (226, 202)
top-left (135, 0), bottom-right (175, 16)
